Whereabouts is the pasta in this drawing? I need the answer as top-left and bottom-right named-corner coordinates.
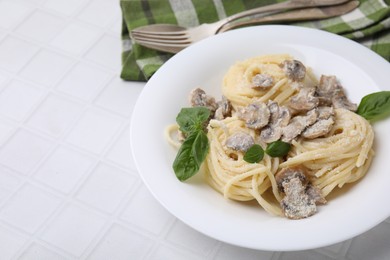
top-left (222, 54), bottom-right (318, 108)
top-left (281, 108), bottom-right (374, 197)
top-left (205, 117), bottom-right (283, 216)
top-left (167, 54), bottom-right (375, 219)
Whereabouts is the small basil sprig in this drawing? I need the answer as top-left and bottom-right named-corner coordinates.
top-left (243, 144), bottom-right (264, 163)
top-left (265, 140), bottom-right (291, 157)
top-left (244, 140), bottom-right (291, 163)
top-left (357, 91), bottom-right (390, 122)
top-left (172, 107), bottom-right (210, 181)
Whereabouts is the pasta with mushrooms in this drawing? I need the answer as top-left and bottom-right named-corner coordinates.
top-left (166, 54), bottom-right (374, 219)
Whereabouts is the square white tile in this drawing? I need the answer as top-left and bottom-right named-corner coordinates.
top-left (34, 145), bottom-right (95, 194)
top-left (50, 22), bottom-right (101, 55)
top-left (20, 50), bottom-right (74, 87)
top-left (280, 251), bottom-right (333, 260)
top-left (87, 224), bottom-right (153, 260)
top-left (0, 224), bottom-right (28, 259)
top-left (0, 130), bottom-right (54, 175)
top-left (166, 220), bottom-right (219, 257)
top-left (27, 94), bottom-right (84, 137)
top-left (41, 203), bottom-right (107, 257)
top-left (0, 184), bottom-right (61, 233)
top-left (56, 61), bottom-right (112, 101)
top-left (105, 125), bottom-right (135, 170)
top-left (0, 120), bottom-right (17, 146)
top-left (0, 1), bottom-right (31, 29)
top-left (85, 34), bottom-right (122, 71)
top-left (95, 77), bottom-right (143, 117)
top-left (43, 0), bottom-right (88, 17)
top-left (15, 0), bottom-right (46, 5)
top-left (0, 36), bottom-right (38, 73)
top-left (15, 10), bottom-right (66, 43)
top-left (19, 243), bottom-right (68, 260)
top-left (0, 71), bottom-right (8, 87)
top-left (121, 185), bottom-right (174, 235)
top-left (215, 243), bottom-right (274, 260)
top-left (0, 188), bottom-right (14, 205)
top-left (0, 30), bottom-right (5, 41)
top-left (0, 165), bottom-right (22, 191)
top-left (109, 17), bottom-right (122, 35)
top-left (149, 245), bottom-right (204, 260)
top-left (76, 163), bottom-right (137, 213)
top-left (346, 222), bottom-right (390, 260)
top-left (77, 0), bottom-right (121, 28)
top-left (0, 80), bottom-right (45, 121)
top-left (65, 108), bottom-right (123, 154)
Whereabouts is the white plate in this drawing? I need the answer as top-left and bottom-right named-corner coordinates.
top-left (130, 25), bottom-right (390, 251)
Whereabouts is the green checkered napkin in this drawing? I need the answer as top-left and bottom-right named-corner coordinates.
top-left (120, 0), bottom-right (390, 81)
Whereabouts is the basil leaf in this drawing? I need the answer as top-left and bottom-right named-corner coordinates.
top-left (176, 107), bottom-right (210, 134)
top-left (172, 131), bottom-right (209, 181)
top-left (244, 144), bottom-right (264, 163)
top-left (192, 131), bottom-right (209, 166)
top-left (357, 91), bottom-right (390, 122)
top-left (266, 140), bottom-right (291, 157)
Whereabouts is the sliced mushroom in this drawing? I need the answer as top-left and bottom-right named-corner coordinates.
top-left (189, 88), bottom-right (217, 112)
top-left (260, 101), bottom-right (291, 143)
top-left (281, 60), bottom-right (306, 81)
top-left (281, 178), bottom-right (317, 219)
top-left (332, 88), bottom-right (357, 112)
top-left (225, 132), bottom-right (255, 152)
top-left (281, 109), bottom-right (318, 143)
top-left (317, 106), bottom-right (334, 120)
top-left (301, 117), bottom-right (334, 139)
top-left (237, 101), bottom-right (270, 129)
top-left (276, 167), bottom-right (321, 219)
top-left (317, 75), bottom-right (338, 98)
top-left (316, 75), bottom-right (357, 111)
top-left (275, 167), bottom-right (308, 192)
top-left (214, 95), bottom-right (232, 120)
top-left (306, 184), bottom-right (327, 205)
top-left (289, 87), bottom-right (319, 112)
top-left (251, 73), bottom-right (274, 89)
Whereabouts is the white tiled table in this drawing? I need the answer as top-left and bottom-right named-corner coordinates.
top-left (0, 0), bottom-right (389, 259)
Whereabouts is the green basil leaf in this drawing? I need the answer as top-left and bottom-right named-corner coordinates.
top-left (176, 107), bottom-right (210, 134)
top-left (357, 91), bottom-right (390, 122)
top-left (172, 131), bottom-right (209, 181)
top-left (266, 140), bottom-right (291, 157)
top-left (192, 131), bottom-right (209, 166)
top-left (243, 144), bottom-right (264, 163)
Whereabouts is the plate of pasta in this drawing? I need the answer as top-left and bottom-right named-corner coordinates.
top-left (130, 25), bottom-right (390, 251)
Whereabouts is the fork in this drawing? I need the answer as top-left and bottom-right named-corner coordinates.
top-left (130, 0), bottom-right (350, 53)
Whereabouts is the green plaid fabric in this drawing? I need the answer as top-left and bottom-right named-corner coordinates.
top-left (121, 0), bottom-right (390, 81)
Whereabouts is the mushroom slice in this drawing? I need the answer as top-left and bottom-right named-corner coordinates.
top-left (189, 88), bottom-right (217, 112)
top-left (252, 73), bottom-right (274, 89)
top-left (281, 109), bottom-right (318, 143)
top-left (306, 184), bottom-right (327, 205)
top-left (275, 167), bottom-right (308, 192)
top-left (301, 117), bottom-right (334, 139)
top-left (281, 60), bottom-right (306, 81)
top-left (332, 88), bottom-right (357, 112)
top-left (316, 75), bottom-right (357, 111)
top-left (237, 101), bottom-right (270, 129)
top-left (260, 102), bottom-right (291, 143)
top-left (281, 178), bottom-right (317, 219)
top-left (317, 75), bottom-right (338, 97)
top-left (214, 95), bottom-right (232, 120)
top-left (225, 132), bottom-right (255, 152)
top-left (289, 87), bottom-right (319, 112)
top-left (317, 106), bottom-right (334, 120)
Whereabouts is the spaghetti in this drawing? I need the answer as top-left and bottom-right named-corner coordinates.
top-left (167, 54), bottom-right (375, 219)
